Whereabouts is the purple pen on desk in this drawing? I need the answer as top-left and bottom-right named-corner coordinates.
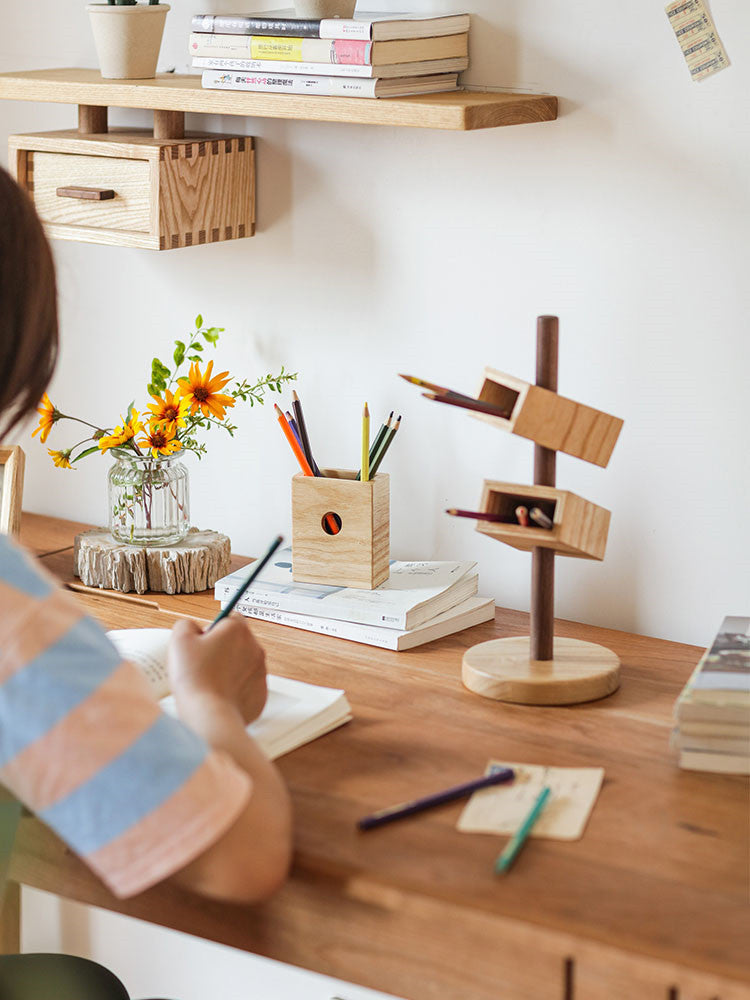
top-left (357, 767), bottom-right (515, 831)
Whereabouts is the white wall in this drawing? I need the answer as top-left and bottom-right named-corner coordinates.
top-left (3, 1), bottom-right (750, 995)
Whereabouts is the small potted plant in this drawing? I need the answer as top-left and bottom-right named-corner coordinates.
top-left (88, 0), bottom-right (170, 80)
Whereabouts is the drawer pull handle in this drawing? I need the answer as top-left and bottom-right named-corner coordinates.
top-left (56, 186), bottom-right (116, 201)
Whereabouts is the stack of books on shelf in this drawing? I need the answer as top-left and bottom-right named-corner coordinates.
top-left (191, 9), bottom-right (470, 99)
top-left (214, 547), bottom-right (494, 650)
top-left (672, 615), bottom-right (750, 775)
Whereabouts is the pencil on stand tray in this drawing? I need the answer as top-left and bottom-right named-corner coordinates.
top-left (446, 508), bottom-right (506, 524)
top-left (422, 392), bottom-right (511, 420)
top-left (370, 414), bottom-right (401, 477)
top-left (399, 373), bottom-right (477, 404)
top-left (361, 402), bottom-right (370, 482)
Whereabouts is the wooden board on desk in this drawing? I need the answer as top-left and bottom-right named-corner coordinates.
top-left (13, 514), bottom-right (750, 1000)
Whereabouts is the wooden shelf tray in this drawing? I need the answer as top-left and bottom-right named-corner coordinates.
top-left (0, 68), bottom-right (558, 132)
top-left (473, 366), bottom-right (623, 468)
top-left (475, 481), bottom-right (611, 560)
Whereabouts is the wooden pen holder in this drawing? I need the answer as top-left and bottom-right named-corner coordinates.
top-left (291, 470), bottom-right (390, 589)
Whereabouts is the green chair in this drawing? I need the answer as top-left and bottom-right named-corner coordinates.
top-left (0, 801), bottom-right (175, 1000)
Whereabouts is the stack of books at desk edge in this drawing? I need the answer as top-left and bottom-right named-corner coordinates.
top-left (214, 546), bottom-right (494, 650)
top-left (191, 9), bottom-right (470, 99)
top-left (672, 615), bottom-right (750, 775)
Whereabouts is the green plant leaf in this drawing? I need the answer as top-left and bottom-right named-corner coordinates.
top-left (188, 354), bottom-right (202, 363)
top-left (72, 445), bottom-right (102, 462)
top-left (195, 314), bottom-right (203, 329)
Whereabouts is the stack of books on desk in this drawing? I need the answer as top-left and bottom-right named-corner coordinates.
top-left (672, 615), bottom-right (750, 774)
top-left (214, 547), bottom-right (494, 650)
top-left (191, 9), bottom-right (470, 99)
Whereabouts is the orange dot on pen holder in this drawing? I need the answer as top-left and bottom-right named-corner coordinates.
top-left (291, 469), bottom-right (390, 590)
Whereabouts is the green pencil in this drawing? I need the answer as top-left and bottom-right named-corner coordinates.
top-left (209, 534), bottom-right (284, 630)
top-left (369, 414), bottom-right (401, 477)
top-left (494, 785), bottom-right (551, 875)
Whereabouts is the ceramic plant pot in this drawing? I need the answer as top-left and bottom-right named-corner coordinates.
top-left (293, 0), bottom-right (356, 18)
top-left (87, 3), bottom-right (170, 80)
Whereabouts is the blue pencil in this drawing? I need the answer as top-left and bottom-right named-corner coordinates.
top-left (494, 785), bottom-right (551, 874)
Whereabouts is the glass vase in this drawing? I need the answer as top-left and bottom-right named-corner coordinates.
top-left (108, 450), bottom-right (189, 547)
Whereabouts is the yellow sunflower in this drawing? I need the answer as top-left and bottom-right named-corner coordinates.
top-left (48, 448), bottom-right (73, 470)
top-left (32, 393), bottom-right (62, 444)
top-left (178, 360), bottom-right (235, 421)
top-left (97, 410), bottom-right (143, 452)
top-left (137, 422), bottom-right (183, 458)
top-left (146, 388), bottom-right (190, 433)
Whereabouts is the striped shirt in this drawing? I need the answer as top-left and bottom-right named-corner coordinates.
top-left (0, 533), bottom-right (251, 898)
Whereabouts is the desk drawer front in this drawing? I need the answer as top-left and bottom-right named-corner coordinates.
top-left (28, 151), bottom-right (151, 233)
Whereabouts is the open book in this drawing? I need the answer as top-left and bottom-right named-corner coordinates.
top-left (107, 629), bottom-right (352, 761)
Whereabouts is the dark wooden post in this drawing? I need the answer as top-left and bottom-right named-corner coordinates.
top-left (530, 315), bottom-right (558, 661)
top-left (78, 105), bottom-right (108, 134)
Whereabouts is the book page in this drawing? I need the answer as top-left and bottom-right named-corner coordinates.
top-left (457, 761), bottom-right (604, 841)
top-left (107, 628), bottom-right (171, 699)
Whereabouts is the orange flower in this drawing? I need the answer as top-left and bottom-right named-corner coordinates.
top-left (138, 422), bottom-right (182, 458)
top-left (147, 389), bottom-right (190, 433)
top-left (98, 411), bottom-right (143, 452)
top-left (178, 360), bottom-right (235, 421)
top-left (32, 393), bottom-right (62, 444)
top-left (48, 448), bottom-right (73, 470)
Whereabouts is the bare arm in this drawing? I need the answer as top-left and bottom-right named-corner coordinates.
top-left (165, 618), bottom-right (293, 903)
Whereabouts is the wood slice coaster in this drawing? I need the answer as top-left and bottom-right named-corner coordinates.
top-left (462, 636), bottom-right (620, 705)
top-left (74, 527), bottom-right (231, 595)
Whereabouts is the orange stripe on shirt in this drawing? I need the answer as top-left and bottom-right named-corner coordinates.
top-left (87, 751), bottom-right (252, 898)
top-left (0, 586), bottom-right (86, 684)
top-left (0, 660), bottom-right (159, 811)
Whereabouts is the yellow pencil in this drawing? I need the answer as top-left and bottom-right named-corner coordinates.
top-left (361, 402), bottom-right (370, 482)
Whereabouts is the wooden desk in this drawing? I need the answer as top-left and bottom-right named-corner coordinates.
top-left (6, 515), bottom-right (750, 1000)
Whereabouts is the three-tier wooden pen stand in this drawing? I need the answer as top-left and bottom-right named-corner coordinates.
top-left (461, 316), bottom-right (624, 705)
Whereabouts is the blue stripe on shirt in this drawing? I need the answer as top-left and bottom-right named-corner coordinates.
top-left (40, 713), bottom-right (207, 855)
top-left (0, 616), bottom-right (122, 767)
top-left (0, 536), bottom-right (54, 599)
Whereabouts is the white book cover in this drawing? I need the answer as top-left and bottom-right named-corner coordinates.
top-left (214, 547), bottom-right (477, 629)
top-left (201, 69), bottom-right (458, 98)
top-left (107, 629), bottom-right (352, 760)
top-left (224, 595), bottom-right (495, 650)
top-left (193, 56), bottom-right (468, 79)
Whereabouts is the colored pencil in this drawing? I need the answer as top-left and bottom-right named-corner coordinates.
top-left (494, 785), bottom-right (551, 875)
top-left (275, 404), bottom-right (338, 534)
top-left (291, 389), bottom-right (321, 477)
top-left (423, 392), bottom-right (512, 420)
top-left (356, 410), bottom-right (392, 481)
top-left (369, 414), bottom-right (401, 477)
top-left (530, 507), bottom-right (553, 530)
top-left (358, 767), bottom-right (515, 831)
top-left (361, 402), bottom-right (370, 482)
top-left (398, 373), bottom-right (477, 403)
top-left (515, 505), bottom-right (529, 527)
top-left (446, 508), bottom-right (507, 524)
top-left (286, 411), bottom-right (303, 448)
top-left (209, 534), bottom-right (284, 630)
top-left (274, 403), bottom-right (314, 476)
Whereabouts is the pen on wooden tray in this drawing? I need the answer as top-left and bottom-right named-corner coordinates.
top-left (209, 534), bottom-right (284, 630)
top-left (446, 508), bottom-right (506, 524)
top-left (291, 389), bottom-right (321, 477)
top-left (529, 507), bottom-right (553, 529)
top-left (494, 785), bottom-right (551, 875)
top-left (356, 410), bottom-right (392, 481)
top-left (361, 401), bottom-right (370, 482)
top-left (422, 392), bottom-right (511, 420)
top-left (515, 505), bottom-right (529, 527)
top-left (369, 414), bottom-right (401, 478)
top-left (358, 767), bottom-right (515, 831)
top-left (398, 373), bottom-right (477, 404)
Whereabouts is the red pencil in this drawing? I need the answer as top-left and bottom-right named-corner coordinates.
top-left (422, 392), bottom-right (512, 420)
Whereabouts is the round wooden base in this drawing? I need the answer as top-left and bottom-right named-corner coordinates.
top-left (462, 636), bottom-right (620, 705)
top-left (74, 527), bottom-right (231, 595)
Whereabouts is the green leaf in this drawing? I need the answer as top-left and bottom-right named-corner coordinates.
top-left (126, 400), bottom-right (135, 421)
top-left (195, 314), bottom-right (203, 329)
top-left (173, 340), bottom-right (186, 367)
top-left (72, 445), bottom-right (102, 462)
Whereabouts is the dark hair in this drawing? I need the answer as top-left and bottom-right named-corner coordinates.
top-left (0, 166), bottom-right (58, 439)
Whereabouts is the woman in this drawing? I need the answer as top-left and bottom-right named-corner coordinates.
top-left (0, 166), bottom-right (292, 904)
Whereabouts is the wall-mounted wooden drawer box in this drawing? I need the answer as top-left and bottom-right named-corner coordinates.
top-left (9, 129), bottom-right (255, 250)
top-left (475, 481), bottom-right (611, 560)
top-left (473, 366), bottom-right (623, 468)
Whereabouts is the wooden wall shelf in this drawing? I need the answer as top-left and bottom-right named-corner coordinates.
top-left (0, 68), bottom-right (558, 132)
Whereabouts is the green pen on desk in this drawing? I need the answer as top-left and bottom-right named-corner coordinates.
top-left (209, 534), bottom-right (284, 630)
top-left (494, 785), bottom-right (551, 875)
